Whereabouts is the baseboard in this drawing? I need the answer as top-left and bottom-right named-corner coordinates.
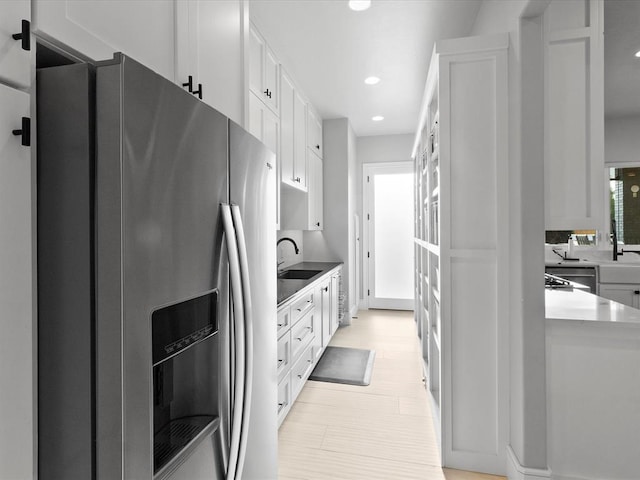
top-left (350, 304), bottom-right (359, 318)
top-left (507, 446), bottom-right (552, 480)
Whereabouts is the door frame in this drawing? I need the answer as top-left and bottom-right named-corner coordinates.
top-left (362, 161), bottom-right (414, 310)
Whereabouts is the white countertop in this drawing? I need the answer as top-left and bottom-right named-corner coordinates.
top-left (545, 288), bottom-right (640, 325)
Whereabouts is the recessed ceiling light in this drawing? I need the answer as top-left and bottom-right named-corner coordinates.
top-left (349, 0), bottom-right (371, 12)
top-left (635, 50), bottom-right (640, 58)
top-left (364, 76), bottom-right (380, 85)
top-left (372, 115), bottom-right (384, 121)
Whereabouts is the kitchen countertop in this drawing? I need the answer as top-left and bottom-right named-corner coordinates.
top-left (545, 259), bottom-right (600, 267)
top-left (545, 287), bottom-right (640, 325)
top-left (277, 261), bottom-right (342, 306)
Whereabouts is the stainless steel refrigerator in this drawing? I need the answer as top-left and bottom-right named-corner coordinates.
top-left (37, 53), bottom-right (277, 480)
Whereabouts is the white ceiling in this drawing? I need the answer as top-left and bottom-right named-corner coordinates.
top-left (249, 0), bottom-right (481, 137)
top-left (604, 0), bottom-right (640, 118)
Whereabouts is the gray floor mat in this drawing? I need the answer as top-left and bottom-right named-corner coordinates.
top-left (309, 346), bottom-right (376, 386)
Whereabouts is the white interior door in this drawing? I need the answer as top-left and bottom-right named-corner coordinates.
top-left (364, 162), bottom-right (414, 310)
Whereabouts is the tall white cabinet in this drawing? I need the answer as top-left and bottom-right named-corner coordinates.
top-left (0, 3), bottom-right (33, 479)
top-left (413, 33), bottom-right (509, 475)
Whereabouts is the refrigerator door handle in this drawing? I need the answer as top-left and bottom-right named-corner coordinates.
top-left (221, 204), bottom-right (245, 480)
top-left (230, 205), bottom-right (254, 480)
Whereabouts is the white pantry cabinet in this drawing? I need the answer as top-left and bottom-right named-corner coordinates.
top-left (0, 82), bottom-right (33, 480)
top-left (0, 0), bottom-right (30, 89)
top-left (175, 0), bottom-right (245, 124)
top-left (280, 68), bottom-right (308, 191)
top-left (249, 23), bottom-right (279, 115)
top-left (412, 33), bottom-right (509, 475)
top-left (248, 92), bottom-right (280, 229)
top-left (544, 0), bottom-right (604, 231)
top-left (32, 0), bottom-right (176, 81)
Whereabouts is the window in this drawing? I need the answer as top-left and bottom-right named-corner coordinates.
top-left (610, 167), bottom-right (640, 245)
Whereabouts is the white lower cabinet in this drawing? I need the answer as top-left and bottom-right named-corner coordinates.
top-left (290, 342), bottom-right (315, 400)
top-left (277, 331), bottom-right (291, 381)
top-left (599, 283), bottom-right (640, 309)
top-left (276, 265), bottom-right (342, 426)
top-left (277, 373), bottom-right (292, 426)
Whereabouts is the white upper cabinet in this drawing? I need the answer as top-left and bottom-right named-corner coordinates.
top-left (544, 0), bottom-right (604, 230)
top-left (249, 23), bottom-right (279, 115)
top-left (249, 92), bottom-right (280, 229)
top-left (32, 0), bottom-right (176, 81)
top-left (293, 90), bottom-right (308, 189)
top-left (0, 1), bottom-right (31, 89)
top-left (0, 82), bottom-right (33, 480)
top-left (308, 151), bottom-right (323, 230)
top-left (175, 0), bottom-right (244, 125)
top-left (307, 107), bottom-right (323, 159)
top-left (280, 68), bottom-right (308, 191)
top-left (281, 150), bottom-right (323, 231)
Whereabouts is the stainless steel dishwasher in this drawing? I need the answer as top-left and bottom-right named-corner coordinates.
top-left (545, 265), bottom-right (598, 294)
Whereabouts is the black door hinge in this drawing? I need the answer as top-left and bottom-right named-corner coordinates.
top-left (367, 251), bottom-right (370, 258)
top-left (368, 289), bottom-right (370, 296)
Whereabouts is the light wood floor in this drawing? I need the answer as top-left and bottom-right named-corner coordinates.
top-left (278, 309), bottom-right (506, 480)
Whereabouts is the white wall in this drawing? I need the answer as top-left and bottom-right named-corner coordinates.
top-left (355, 134), bottom-right (414, 305)
top-left (304, 118), bottom-right (357, 321)
top-left (605, 115), bottom-right (640, 165)
top-left (470, 0), bottom-right (531, 36)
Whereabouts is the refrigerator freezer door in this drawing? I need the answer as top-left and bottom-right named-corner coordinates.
top-left (229, 122), bottom-right (278, 479)
top-left (95, 54), bottom-right (230, 480)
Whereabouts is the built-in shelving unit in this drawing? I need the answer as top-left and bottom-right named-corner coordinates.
top-left (412, 33), bottom-right (509, 475)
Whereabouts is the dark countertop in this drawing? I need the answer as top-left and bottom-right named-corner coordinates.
top-left (277, 261), bottom-right (342, 306)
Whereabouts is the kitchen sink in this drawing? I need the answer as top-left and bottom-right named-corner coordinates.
top-left (277, 269), bottom-right (321, 280)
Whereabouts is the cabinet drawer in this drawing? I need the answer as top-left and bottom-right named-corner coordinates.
top-left (277, 304), bottom-right (291, 337)
top-left (277, 331), bottom-right (291, 382)
top-left (291, 290), bottom-right (315, 325)
top-left (291, 342), bottom-right (315, 401)
top-left (277, 372), bottom-right (291, 427)
top-left (290, 308), bottom-right (315, 364)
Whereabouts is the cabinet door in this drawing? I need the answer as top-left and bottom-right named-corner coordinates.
top-left (264, 46), bottom-right (279, 114)
top-left (320, 280), bottom-right (331, 347)
top-left (0, 1), bottom-right (30, 89)
top-left (598, 284), bottom-right (640, 309)
top-left (248, 92), bottom-right (280, 229)
top-left (307, 107), bottom-right (323, 158)
top-left (263, 106), bottom-right (280, 230)
top-left (176, 0), bottom-right (244, 124)
top-left (280, 70), bottom-right (295, 187)
top-left (293, 90), bottom-right (308, 191)
top-left (33, 0), bottom-right (176, 81)
top-left (0, 84), bottom-right (33, 480)
top-left (308, 152), bottom-right (323, 230)
top-left (330, 273), bottom-right (340, 335)
top-left (248, 24), bottom-right (264, 100)
top-left (544, 0), bottom-right (604, 230)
